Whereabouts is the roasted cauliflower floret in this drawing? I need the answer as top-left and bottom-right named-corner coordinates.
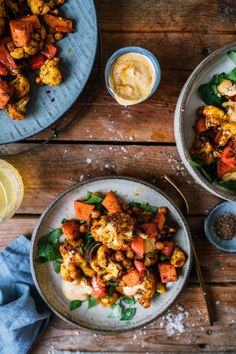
top-left (74, 252), bottom-right (96, 278)
top-left (60, 252), bottom-right (81, 282)
top-left (27, 0), bottom-right (50, 15)
top-left (217, 79), bottom-right (236, 97)
top-left (10, 74), bottom-right (30, 99)
top-left (222, 100), bottom-right (236, 122)
top-left (36, 57), bottom-right (62, 86)
top-left (136, 272), bottom-right (156, 308)
top-left (221, 122), bottom-right (236, 136)
top-left (201, 105), bottom-right (226, 128)
top-left (170, 247), bottom-right (186, 268)
top-left (191, 140), bottom-right (215, 165)
top-left (91, 213), bottom-right (134, 250)
top-left (97, 292), bottom-right (119, 307)
top-left (7, 95), bottom-right (29, 120)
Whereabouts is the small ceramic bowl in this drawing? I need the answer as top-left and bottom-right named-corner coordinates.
top-left (105, 46), bottom-right (161, 103)
top-left (204, 201), bottom-right (236, 253)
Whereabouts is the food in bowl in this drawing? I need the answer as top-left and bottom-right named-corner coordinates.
top-left (37, 190), bottom-right (186, 320)
top-left (108, 52), bottom-right (155, 106)
top-left (190, 50), bottom-right (236, 193)
top-left (0, 0), bottom-right (73, 120)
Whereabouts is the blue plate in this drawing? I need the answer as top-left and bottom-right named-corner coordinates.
top-left (0, 0), bottom-right (97, 144)
top-left (105, 46), bottom-right (161, 102)
top-left (204, 201), bottom-right (236, 253)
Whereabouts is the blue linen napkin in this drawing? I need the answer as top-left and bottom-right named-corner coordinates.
top-left (0, 235), bottom-right (51, 354)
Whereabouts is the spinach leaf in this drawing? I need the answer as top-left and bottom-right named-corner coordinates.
top-left (48, 228), bottom-right (63, 243)
top-left (61, 218), bottom-right (69, 224)
top-left (120, 308), bottom-right (136, 321)
top-left (107, 285), bottom-right (115, 297)
top-left (36, 228), bottom-right (63, 271)
top-left (108, 303), bottom-right (123, 318)
top-left (217, 180), bottom-right (236, 192)
top-left (84, 234), bottom-right (94, 250)
top-left (84, 192), bottom-right (103, 205)
top-left (70, 300), bottom-right (83, 311)
top-left (121, 297), bottom-right (136, 306)
top-left (198, 81), bottom-right (225, 107)
top-left (88, 297), bottom-right (98, 309)
top-left (159, 254), bottom-right (170, 262)
top-left (225, 67), bottom-right (236, 82)
top-left (188, 159), bottom-right (215, 183)
top-left (129, 201), bottom-right (157, 214)
top-left (53, 259), bottom-right (62, 273)
top-left (227, 50), bottom-right (236, 65)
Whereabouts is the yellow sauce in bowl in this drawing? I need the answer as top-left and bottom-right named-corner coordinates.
top-left (109, 52), bottom-right (155, 106)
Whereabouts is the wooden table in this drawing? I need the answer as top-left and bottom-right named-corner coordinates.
top-left (1, 0), bottom-right (236, 352)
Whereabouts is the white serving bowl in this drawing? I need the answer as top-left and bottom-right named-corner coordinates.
top-left (174, 42), bottom-right (236, 201)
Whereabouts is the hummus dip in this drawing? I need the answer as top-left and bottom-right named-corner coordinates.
top-left (109, 52), bottom-right (155, 106)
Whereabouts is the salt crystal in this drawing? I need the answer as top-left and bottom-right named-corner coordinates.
top-left (86, 158), bottom-right (92, 164)
top-left (216, 300), bottom-right (220, 305)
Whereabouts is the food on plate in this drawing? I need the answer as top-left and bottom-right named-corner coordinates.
top-left (109, 52), bottom-right (155, 106)
top-left (190, 50), bottom-right (236, 192)
top-left (0, 0), bottom-right (73, 120)
top-left (37, 191), bottom-right (186, 319)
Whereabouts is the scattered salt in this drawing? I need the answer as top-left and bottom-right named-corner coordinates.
top-left (159, 305), bottom-right (189, 337)
top-left (86, 158), bottom-right (92, 164)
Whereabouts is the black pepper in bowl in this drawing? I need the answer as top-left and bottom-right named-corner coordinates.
top-left (214, 213), bottom-right (236, 240)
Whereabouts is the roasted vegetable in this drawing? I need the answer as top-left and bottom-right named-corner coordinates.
top-left (36, 57), bottom-right (62, 86)
top-left (0, 81), bottom-right (13, 109)
top-left (7, 95), bottom-right (30, 120)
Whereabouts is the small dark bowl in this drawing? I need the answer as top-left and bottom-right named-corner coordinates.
top-left (204, 201), bottom-right (236, 253)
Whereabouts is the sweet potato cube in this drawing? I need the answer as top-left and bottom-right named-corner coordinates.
top-left (61, 220), bottom-right (80, 241)
top-left (158, 262), bottom-right (177, 283)
top-left (102, 191), bottom-right (121, 213)
top-left (142, 223), bottom-right (158, 238)
top-left (74, 201), bottom-right (94, 221)
top-left (0, 81), bottom-right (13, 109)
top-left (10, 20), bottom-right (32, 47)
top-left (122, 268), bottom-right (143, 287)
top-left (161, 240), bottom-right (174, 257)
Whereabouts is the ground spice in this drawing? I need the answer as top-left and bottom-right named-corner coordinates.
top-left (214, 213), bottom-right (236, 240)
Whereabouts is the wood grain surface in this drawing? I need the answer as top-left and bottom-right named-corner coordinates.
top-left (1, 0), bottom-right (236, 352)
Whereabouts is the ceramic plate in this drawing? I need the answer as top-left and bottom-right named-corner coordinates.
top-left (174, 42), bottom-right (236, 201)
top-left (0, 0), bottom-right (97, 144)
top-left (30, 177), bottom-right (192, 332)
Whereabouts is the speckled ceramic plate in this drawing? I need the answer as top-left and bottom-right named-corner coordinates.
top-left (0, 0), bottom-right (97, 144)
top-left (174, 42), bottom-right (236, 201)
top-left (30, 177), bottom-right (192, 332)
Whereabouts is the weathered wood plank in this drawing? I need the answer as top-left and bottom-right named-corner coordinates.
top-left (32, 285), bottom-right (236, 353)
top-left (5, 144), bottom-right (221, 215)
top-left (97, 0), bottom-right (236, 33)
top-left (0, 216), bottom-right (234, 283)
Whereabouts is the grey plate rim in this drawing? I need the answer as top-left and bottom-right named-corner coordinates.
top-left (175, 41), bottom-right (236, 201)
top-left (204, 201), bottom-right (236, 253)
top-left (30, 175), bottom-right (193, 333)
top-left (1, 0), bottom-right (98, 145)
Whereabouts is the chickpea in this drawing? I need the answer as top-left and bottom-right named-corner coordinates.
top-left (91, 210), bottom-right (101, 219)
top-left (114, 250), bottom-right (124, 262)
top-left (54, 32), bottom-right (63, 41)
top-left (155, 241), bottom-right (164, 250)
top-left (35, 76), bottom-right (41, 84)
top-left (79, 224), bottom-right (87, 233)
top-left (122, 259), bottom-right (132, 269)
top-left (126, 249), bottom-right (135, 259)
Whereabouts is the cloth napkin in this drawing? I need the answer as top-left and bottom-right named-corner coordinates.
top-left (0, 235), bottom-right (51, 354)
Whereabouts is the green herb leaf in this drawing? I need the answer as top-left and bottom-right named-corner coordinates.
top-left (84, 192), bottom-right (103, 205)
top-left (70, 300), bottom-right (83, 311)
top-left (120, 307), bottom-right (136, 321)
top-left (129, 202), bottom-right (157, 214)
top-left (108, 303), bottom-right (123, 318)
top-left (217, 180), bottom-right (236, 192)
top-left (225, 67), bottom-right (236, 82)
top-left (188, 159), bottom-right (215, 183)
top-left (48, 228), bottom-right (63, 243)
top-left (53, 259), bottom-right (62, 273)
top-left (36, 256), bottom-right (49, 263)
top-left (159, 254), bottom-right (170, 262)
top-left (84, 234), bottom-right (94, 249)
top-left (79, 220), bottom-right (86, 224)
top-left (37, 235), bottom-right (50, 258)
top-left (107, 285), bottom-right (115, 297)
top-left (88, 296), bottom-right (98, 309)
top-left (122, 297), bottom-right (136, 306)
top-left (227, 50), bottom-right (236, 65)
top-left (198, 82), bottom-right (226, 107)
top-left (61, 218), bottom-right (69, 224)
